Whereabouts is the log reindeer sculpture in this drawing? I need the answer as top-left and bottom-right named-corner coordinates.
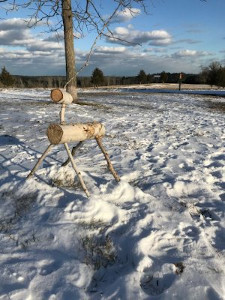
top-left (27, 89), bottom-right (120, 197)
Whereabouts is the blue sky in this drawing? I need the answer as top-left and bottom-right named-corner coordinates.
top-left (0, 0), bottom-right (224, 76)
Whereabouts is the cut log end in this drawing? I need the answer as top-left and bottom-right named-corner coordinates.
top-left (50, 88), bottom-right (73, 104)
top-left (47, 124), bottom-right (63, 144)
top-left (51, 89), bottom-right (63, 103)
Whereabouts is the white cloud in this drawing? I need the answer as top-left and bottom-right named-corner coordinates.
top-left (84, 48), bottom-right (187, 75)
top-left (0, 26), bottom-right (31, 45)
top-left (0, 18), bottom-right (215, 76)
top-left (148, 30), bottom-right (171, 40)
top-left (95, 46), bottom-right (126, 54)
top-left (0, 18), bottom-right (28, 30)
top-left (75, 45), bottom-right (215, 76)
top-left (0, 41), bottom-right (214, 76)
top-left (26, 40), bottom-right (63, 51)
top-left (112, 8), bottom-right (141, 23)
top-left (172, 49), bottom-right (209, 58)
top-left (114, 27), bottom-right (130, 35)
top-left (175, 49), bottom-right (198, 57)
top-left (107, 27), bottom-right (172, 46)
top-left (176, 38), bottom-right (201, 45)
top-left (0, 18), bottom-right (63, 51)
top-left (0, 18), bottom-right (65, 75)
top-left (44, 32), bottom-right (64, 42)
top-left (0, 46), bottom-right (65, 74)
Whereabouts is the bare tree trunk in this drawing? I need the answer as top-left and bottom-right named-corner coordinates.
top-left (62, 0), bottom-right (77, 102)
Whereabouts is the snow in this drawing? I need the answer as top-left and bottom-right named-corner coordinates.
top-left (125, 88), bottom-right (225, 97)
top-left (0, 88), bottom-right (225, 299)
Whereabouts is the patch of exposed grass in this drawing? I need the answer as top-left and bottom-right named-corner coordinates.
top-left (79, 218), bottom-right (116, 270)
top-left (51, 177), bottom-right (75, 188)
top-left (79, 218), bottom-right (108, 231)
top-left (81, 234), bottom-right (116, 270)
top-left (0, 192), bottom-right (37, 228)
top-left (0, 191), bottom-right (38, 249)
top-left (14, 193), bottom-right (37, 218)
top-left (50, 168), bottom-right (77, 188)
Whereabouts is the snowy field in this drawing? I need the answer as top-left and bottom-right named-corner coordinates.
top-left (0, 88), bottom-right (225, 299)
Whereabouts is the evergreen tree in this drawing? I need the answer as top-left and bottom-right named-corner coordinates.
top-left (0, 66), bottom-right (14, 86)
top-left (146, 74), bottom-right (153, 84)
top-left (160, 71), bottom-right (168, 83)
top-left (91, 68), bottom-right (105, 87)
top-left (136, 70), bottom-right (147, 84)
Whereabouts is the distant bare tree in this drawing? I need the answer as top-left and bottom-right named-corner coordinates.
top-left (201, 61), bottom-right (225, 87)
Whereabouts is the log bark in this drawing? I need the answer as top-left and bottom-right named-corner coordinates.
top-left (27, 144), bottom-right (54, 179)
top-left (62, 0), bottom-right (77, 102)
top-left (64, 143), bottom-right (90, 197)
top-left (47, 123), bottom-right (105, 145)
top-left (51, 89), bottom-right (73, 104)
top-left (60, 103), bottom-right (66, 124)
top-left (95, 137), bottom-right (120, 182)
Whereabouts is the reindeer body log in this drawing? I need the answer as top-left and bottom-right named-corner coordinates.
top-left (47, 122), bottom-right (105, 145)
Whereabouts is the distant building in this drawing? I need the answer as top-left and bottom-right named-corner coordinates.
top-left (153, 75), bottom-right (160, 83)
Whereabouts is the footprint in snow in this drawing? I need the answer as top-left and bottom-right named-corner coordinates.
top-left (140, 263), bottom-right (181, 296)
top-left (204, 151), bottom-right (225, 169)
top-left (173, 223), bottom-right (200, 248)
top-left (39, 260), bottom-right (62, 276)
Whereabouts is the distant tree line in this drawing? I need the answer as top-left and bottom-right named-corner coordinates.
top-left (0, 62), bottom-right (225, 89)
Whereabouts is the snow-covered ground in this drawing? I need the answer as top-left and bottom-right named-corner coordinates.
top-left (0, 88), bottom-right (225, 300)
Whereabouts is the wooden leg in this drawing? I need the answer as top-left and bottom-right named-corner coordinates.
top-left (61, 141), bottom-right (83, 167)
top-left (64, 143), bottom-right (90, 197)
top-left (27, 144), bottom-right (54, 179)
top-left (95, 137), bottom-right (120, 182)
